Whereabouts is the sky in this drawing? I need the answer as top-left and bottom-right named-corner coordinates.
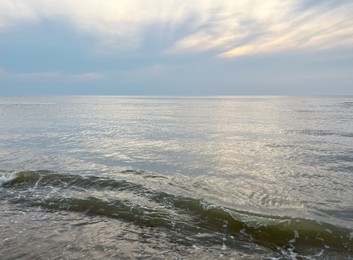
top-left (0, 0), bottom-right (352, 96)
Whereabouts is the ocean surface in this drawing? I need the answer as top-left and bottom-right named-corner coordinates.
top-left (0, 96), bottom-right (352, 259)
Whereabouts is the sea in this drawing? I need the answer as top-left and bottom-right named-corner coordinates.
top-left (0, 96), bottom-right (352, 259)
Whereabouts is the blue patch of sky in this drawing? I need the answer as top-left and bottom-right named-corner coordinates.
top-left (295, 0), bottom-right (349, 11)
top-left (0, 20), bottom-right (90, 72)
top-left (0, 19), bottom-right (159, 74)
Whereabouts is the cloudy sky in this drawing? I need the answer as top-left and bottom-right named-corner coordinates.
top-left (0, 0), bottom-right (352, 95)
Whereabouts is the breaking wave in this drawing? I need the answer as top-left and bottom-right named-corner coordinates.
top-left (1, 170), bottom-right (352, 258)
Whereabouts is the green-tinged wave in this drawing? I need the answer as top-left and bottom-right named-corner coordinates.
top-left (1, 170), bottom-right (352, 257)
top-left (2, 170), bottom-right (148, 192)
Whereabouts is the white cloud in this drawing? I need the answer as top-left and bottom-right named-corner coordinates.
top-left (0, 1), bottom-right (38, 29)
top-left (0, 0), bottom-right (352, 57)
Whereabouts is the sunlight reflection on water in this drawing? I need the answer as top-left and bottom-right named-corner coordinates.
top-left (0, 96), bottom-right (352, 226)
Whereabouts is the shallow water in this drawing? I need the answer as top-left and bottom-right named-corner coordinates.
top-left (0, 96), bottom-right (352, 259)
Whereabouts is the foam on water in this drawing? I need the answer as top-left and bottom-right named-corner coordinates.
top-left (1, 170), bottom-right (352, 258)
top-left (0, 171), bottom-right (18, 186)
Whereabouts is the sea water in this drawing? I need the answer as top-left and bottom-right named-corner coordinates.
top-left (0, 96), bottom-right (352, 259)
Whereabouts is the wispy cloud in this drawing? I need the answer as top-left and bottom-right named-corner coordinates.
top-left (69, 72), bottom-right (105, 81)
top-left (218, 2), bottom-right (353, 57)
top-left (0, 68), bottom-right (105, 81)
top-left (19, 72), bottom-right (62, 78)
top-left (115, 64), bottom-right (170, 83)
top-left (0, 68), bottom-right (8, 76)
top-left (167, 1), bottom-right (353, 57)
top-left (0, 0), bottom-right (352, 58)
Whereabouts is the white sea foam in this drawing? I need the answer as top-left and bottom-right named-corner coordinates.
top-left (0, 172), bottom-right (18, 186)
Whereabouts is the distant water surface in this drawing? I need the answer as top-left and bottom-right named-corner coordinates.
top-left (0, 96), bottom-right (352, 259)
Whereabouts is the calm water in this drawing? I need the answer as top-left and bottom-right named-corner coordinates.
top-left (0, 96), bottom-right (352, 259)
